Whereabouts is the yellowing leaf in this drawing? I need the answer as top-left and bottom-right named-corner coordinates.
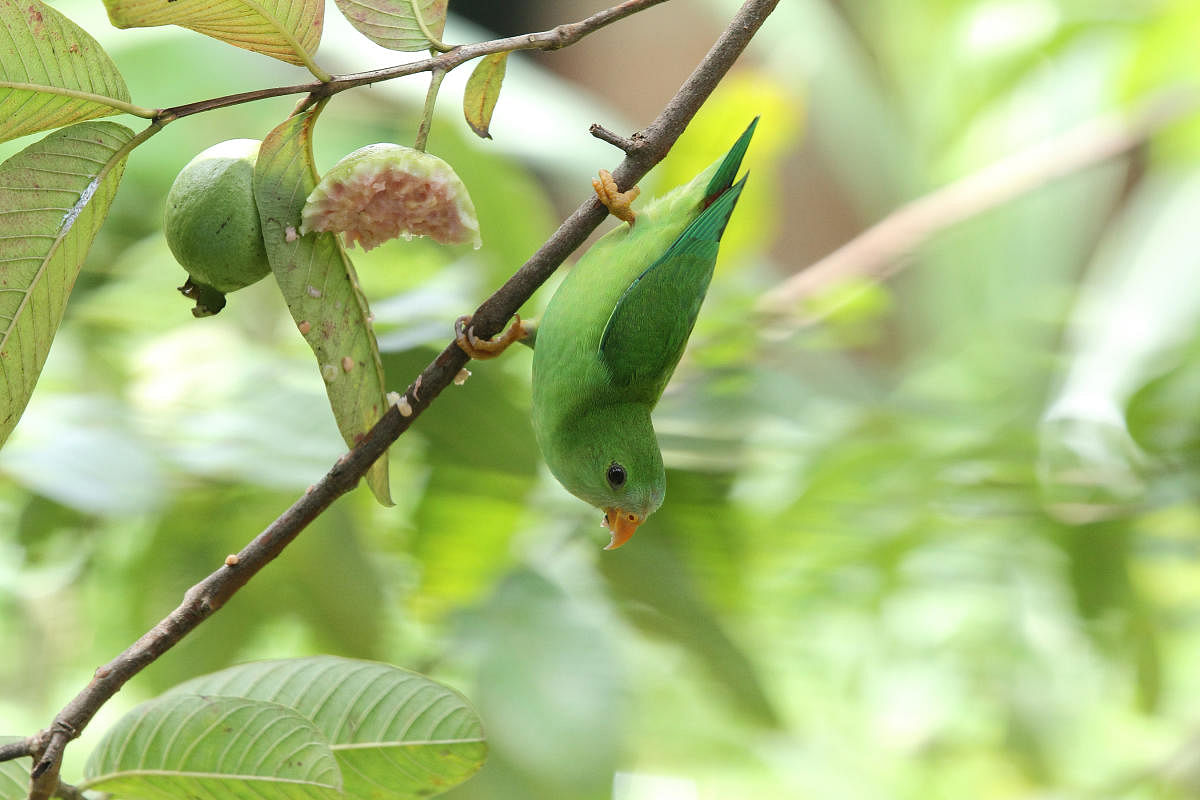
top-left (0, 0), bottom-right (132, 143)
top-left (334, 0), bottom-right (447, 52)
top-left (0, 121), bottom-right (134, 448)
top-left (463, 52), bottom-right (508, 139)
top-left (103, 0), bottom-right (324, 73)
top-left (254, 107), bottom-right (392, 506)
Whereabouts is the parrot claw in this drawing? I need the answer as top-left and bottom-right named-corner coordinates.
top-left (592, 169), bottom-right (639, 225)
top-left (455, 314), bottom-right (529, 360)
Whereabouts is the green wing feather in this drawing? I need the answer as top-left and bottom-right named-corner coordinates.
top-left (704, 117), bottom-right (757, 200)
top-left (598, 173), bottom-right (748, 395)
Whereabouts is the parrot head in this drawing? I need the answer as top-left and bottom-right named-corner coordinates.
top-left (541, 404), bottom-right (665, 549)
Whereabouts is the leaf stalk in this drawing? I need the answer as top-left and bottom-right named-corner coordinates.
top-left (413, 68), bottom-right (446, 152)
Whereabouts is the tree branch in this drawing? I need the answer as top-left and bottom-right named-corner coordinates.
top-left (17, 1), bottom-right (781, 797)
top-left (158, 0), bottom-right (673, 123)
top-left (590, 123), bottom-right (637, 154)
top-left (757, 88), bottom-right (1200, 319)
top-left (0, 738), bottom-right (34, 763)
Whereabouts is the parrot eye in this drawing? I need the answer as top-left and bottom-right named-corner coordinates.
top-left (606, 462), bottom-right (627, 489)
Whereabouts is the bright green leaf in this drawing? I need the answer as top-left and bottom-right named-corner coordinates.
top-left (169, 656), bottom-right (487, 800)
top-left (0, 121), bottom-right (134, 449)
top-left (82, 694), bottom-right (343, 800)
top-left (333, 0), bottom-right (447, 52)
top-left (0, 0), bottom-right (133, 143)
top-left (254, 107), bottom-right (392, 506)
top-left (103, 0), bottom-right (325, 73)
top-left (463, 53), bottom-right (508, 139)
top-left (0, 738), bottom-right (25, 800)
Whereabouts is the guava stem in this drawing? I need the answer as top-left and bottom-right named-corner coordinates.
top-left (178, 278), bottom-right (228, 318)
top-left (413, 68), bottom-right (446, 152)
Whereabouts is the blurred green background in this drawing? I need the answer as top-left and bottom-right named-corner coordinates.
top-left (7, 0), bottom-right (1200, 797)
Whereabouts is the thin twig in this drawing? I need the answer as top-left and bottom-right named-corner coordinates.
top-left (757, 88), bottom-right (1200, 318)
top-left (53, 782), bottom-right (87, 800)
top-left (0, 738), bottom-right (33, 763)
top-left (590, 123), bottom-right (638, 154)
top-left (16, 2), bottom-right (781, 797)
top-left (156, 0), bottom-right (674, 124)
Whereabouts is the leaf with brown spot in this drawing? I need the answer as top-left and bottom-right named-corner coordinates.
top-left (0, 0), bottom-right (131, 143)
top-left (254, 106), bottom-right (392, 506)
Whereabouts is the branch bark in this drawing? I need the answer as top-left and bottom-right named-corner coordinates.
top-left (0, 738), bottom-right (34, 763)
top-left (17, 1), bottom-right (781, 797)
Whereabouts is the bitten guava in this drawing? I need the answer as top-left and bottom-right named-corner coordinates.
top-left (300, 143), bottom-right (481, 251)
top-left (164, 139), bottom-right (270, 317)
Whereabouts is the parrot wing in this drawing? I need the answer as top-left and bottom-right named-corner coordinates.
top-left (598, 173), bottom-right (748, 397)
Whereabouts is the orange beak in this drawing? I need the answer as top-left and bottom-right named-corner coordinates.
top-left (602, 508), bottom-right (644, 550)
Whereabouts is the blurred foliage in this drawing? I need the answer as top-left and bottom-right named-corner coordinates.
top-left (7, 0), bottom-right (1200, 799)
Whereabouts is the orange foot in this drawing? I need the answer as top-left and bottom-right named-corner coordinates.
top-left (455, 314), bottom-right (530, 360)
top-left (592, 169), bottom-right (640, 225)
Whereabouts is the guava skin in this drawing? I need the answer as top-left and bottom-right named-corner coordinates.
top-left (164, 139), bottom-right (271, 317)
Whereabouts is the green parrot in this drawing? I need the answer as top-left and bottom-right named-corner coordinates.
top-left (457, 119), bottom-right (756, 549)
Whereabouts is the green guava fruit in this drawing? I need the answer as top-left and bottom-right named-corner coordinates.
top-left (164, 138), bottom-right (270, 317)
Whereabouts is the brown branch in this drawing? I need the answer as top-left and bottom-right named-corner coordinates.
top-left (17, 1), bottom-right (780, 797)
top-left (0, 738), bottom-right (34, 763)
top-left (52, 782), bottom-right (85, 800)
top-left (590, 123), bottom-right (637, 154)
top-left (159, 0), bottom-right (674, 123)
top-left (757, 88), bottom-right (1200, 318)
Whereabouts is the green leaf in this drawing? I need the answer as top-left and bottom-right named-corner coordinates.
top-left (0, 738), bottom-right (26, 800)
top-left (0, 0), bottom-right (133, 143)
top-left (462, 53), bottom-right (508, 140)
top-left (82, 694), bottom-right (343, 800)
top-left (0, 121), bottom-right (134, 449)
top-left (169, 656), bottom-right (487, 800)
top-left (103, 0), bottom-right (324, 72)
top-left (333, 0), bottom-right (447, 52)
top-left (254, 107), bottom-right (392, 506)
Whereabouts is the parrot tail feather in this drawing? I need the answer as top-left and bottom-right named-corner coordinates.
top-left (702, 116), bottom-right (759, 206)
